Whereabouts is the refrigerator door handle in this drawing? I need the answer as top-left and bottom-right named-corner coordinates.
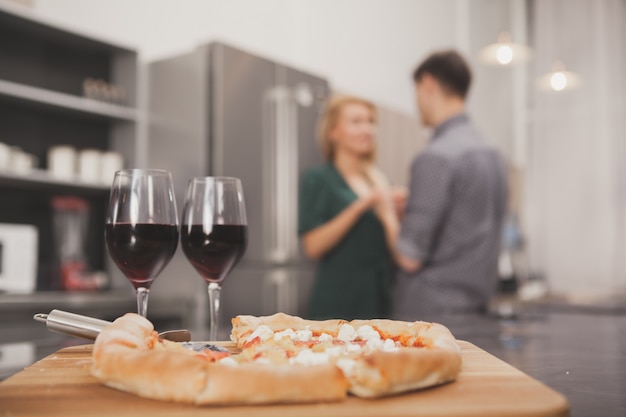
top-left (263, 84), bottom-right (299, 264)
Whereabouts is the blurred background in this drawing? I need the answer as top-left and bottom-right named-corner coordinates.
top-left (0, 0), bottom-right (624, 394)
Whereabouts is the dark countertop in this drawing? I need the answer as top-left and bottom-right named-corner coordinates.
top-left (440, 308), bottom-right (626, 417)
top-left (1, 298), bottom-right (624, 417)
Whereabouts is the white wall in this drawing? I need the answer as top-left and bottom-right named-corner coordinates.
top-left (524, 0), bottom-right (626, 298)
top-left (28, 0), bottom-right (515, 179)
top-left (30, 0), bottom-right (461, 115)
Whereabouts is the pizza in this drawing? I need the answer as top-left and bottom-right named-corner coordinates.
top-left (91, 312), bottom-right (462, 405)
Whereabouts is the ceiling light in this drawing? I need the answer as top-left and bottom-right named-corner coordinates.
top-left (480, 32), bottom-right (532, 66)
top-left (538, 62), bottom-right (581, 92)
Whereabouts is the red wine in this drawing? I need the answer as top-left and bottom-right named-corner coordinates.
top-left (105, 223), bottom-right (178, 289)
top-left (181, 224), bottom-right (248, 283)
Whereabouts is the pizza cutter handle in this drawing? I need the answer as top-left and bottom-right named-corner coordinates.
top-left (34, 309), bottom-right (112, 341)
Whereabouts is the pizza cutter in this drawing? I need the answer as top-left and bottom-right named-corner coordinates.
top-left (33, 309), bottom-right (228, 352)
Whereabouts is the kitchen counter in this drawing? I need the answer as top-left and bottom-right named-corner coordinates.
top-left (1, 297), bottom-right (624, 416)
top-left (440, 308), bottom-right (626, 417)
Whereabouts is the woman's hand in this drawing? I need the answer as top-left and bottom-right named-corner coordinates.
top-left (370, 185), bottom-right (404, 222)
top-left (301, 192), bottom-right (380, 261)
top-left (373, 186), bottom-right (422, 272)
top-left (390, 186), bottom-right (408, 221)
top-left (371, 186), bottom-right (421, 272)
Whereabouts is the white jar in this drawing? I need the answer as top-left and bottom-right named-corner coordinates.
top-left (10, 148), bottom-right (37, 175)
top-left (48, 145), bottom-right (76, 180)
top-left (0, 142), bottom-right (11, 170)
top-left (78, 149), bottom-right (102, 183)
top-left (100, 151), bottom-right (123, 185)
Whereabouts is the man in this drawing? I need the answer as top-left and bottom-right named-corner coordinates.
top-left (389, 50), bottom-right (508, 321)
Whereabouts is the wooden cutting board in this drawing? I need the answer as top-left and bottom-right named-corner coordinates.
top-left (0, 341), bottom-right (568, 417)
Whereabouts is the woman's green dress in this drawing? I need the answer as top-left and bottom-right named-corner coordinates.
top-left (298, 163), bottom-right (393, 320)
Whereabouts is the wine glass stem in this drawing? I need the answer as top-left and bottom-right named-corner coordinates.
top-left (207, 282), bottom-right (221, 341)
top-left (136, 287), bottom-right (150, 318)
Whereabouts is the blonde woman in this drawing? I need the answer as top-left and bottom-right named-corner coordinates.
top-left (299, 95), bottom-right (402, 320)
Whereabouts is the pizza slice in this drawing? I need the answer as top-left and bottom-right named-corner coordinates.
top-left (91, 313), bottom-right (347, 404)
top-left (230, 313), bottom-right (462, 397)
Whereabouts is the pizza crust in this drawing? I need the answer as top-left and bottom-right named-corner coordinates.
top-left (196, 363), bottom-right (347, 405)
top-left (348, 348), bottom-right (462, 397)
top-left (93, 344), bottom-right (209, 403)
top-left (92, 313), bottom-right (208, 403)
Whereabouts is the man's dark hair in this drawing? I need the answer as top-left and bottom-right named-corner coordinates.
top-left (412, 50), bottom-right (472, 99)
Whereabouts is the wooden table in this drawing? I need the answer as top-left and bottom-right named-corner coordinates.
top-left (0, 341), bottom-right (569, 417)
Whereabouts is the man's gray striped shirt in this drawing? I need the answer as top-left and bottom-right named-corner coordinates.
top-left (393, 113), bottom-right (508, 321)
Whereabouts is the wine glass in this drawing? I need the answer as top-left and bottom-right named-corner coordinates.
top-left (181, 177), bottom-right (248, 341)
top-left (105, 169), bottom-right (179, 317)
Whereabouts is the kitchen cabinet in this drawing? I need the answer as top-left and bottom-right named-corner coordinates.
top-left (0, 3), bottom-right (143, 292)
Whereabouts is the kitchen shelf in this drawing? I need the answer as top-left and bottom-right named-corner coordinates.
top-left (0, 169), bottom-right (111, 194)
top-left (0, 2), bottom-right (143, 294)
top-left (0, 79), bottom-right (138, 122)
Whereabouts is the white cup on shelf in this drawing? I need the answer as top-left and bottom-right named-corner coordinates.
top-left (100, 151), bottom-right (123, 185)
top-left (0, 142), bottom-right (11, 171)
top-left (48, 145), bottom-right (77, 180)
top-left (9, 147), bottom-right (37, 175)
top-left (78, 149), bottom-right (102, 183)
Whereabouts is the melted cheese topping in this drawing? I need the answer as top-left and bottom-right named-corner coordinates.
top-left (246, 325), bottom-right (273, 343)
top-left (295, 328), bottom-right (313, 342)
top-left (382, 338), bottom-right (399, 352)
top-left (273, 328), bottom-right (296, 341)
top-left (233, 321), bottom-right (416, 380)
top-left (318, 333), bottom-right (333, 342)
top-left (357, 325), bottom-right (380, 342)
top-left (337, 324), bottom-right (358, 342)
top-left (289, 349), bottom-right (330, 366)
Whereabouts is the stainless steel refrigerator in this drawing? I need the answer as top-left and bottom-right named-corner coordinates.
top-left (148, 42), bottom-right (330, 331)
